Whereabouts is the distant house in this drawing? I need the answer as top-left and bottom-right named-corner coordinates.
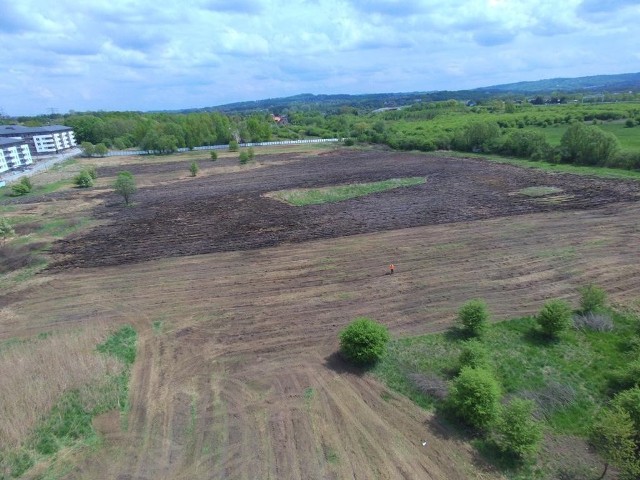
top-left (270, 114), bottom-right (289, 126)
top-left (0, 138), bottom-right (32, 174)
top-left (0, 125), bottom-right (77, 156)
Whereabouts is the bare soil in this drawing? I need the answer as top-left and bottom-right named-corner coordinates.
top-left (3, 148), bottom-right (638, 479)
top-left (50, 149), bottom-right (640, 269)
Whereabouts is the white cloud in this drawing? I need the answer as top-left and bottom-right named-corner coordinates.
top-left (0, 0), bottom-right (638, 115)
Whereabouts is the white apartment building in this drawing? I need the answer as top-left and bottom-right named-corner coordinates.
top-left (0, 125), bottom-right (77, 156)
top-left (0, 138), bottom-right (33, 174)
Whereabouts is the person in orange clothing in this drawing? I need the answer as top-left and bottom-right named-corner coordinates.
top-left (389, 263), bottom-right (395, 274)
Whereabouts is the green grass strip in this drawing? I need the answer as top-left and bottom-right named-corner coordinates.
top-left (270, 177), bottom-right (426, 206)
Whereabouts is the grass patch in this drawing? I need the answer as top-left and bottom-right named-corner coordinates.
top-left (516, 186), bottom-right (563, 197)
top-left (0, 326), bottom-right (137, 478)
top-left (267, 177), bottom-right (426, 206)
top-left (373, 308), bottom-right (640, 475)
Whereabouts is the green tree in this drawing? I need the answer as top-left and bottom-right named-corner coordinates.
top-left (189, 161), bottom-right (199, 177)
top-left (0, 217), bottom-right (15, 244)
top-left (229, 140), bottom-right (239, 152)
top-left (114, 171), bottom-right (136, 206)
top-left (579, 284), bottom-right (607, 313)
top-left (537, 299), bottom-right (572, 338)
top-left (339, 317), bottom-right (390, 365)
top-left (458, 299), bottom-right (489, 337)
top-left (492, 398), bottom-right (542, 461)
top-left (448, 367), bottom-right (501, 430)
top-left (94, 143), bottom-right (108, 157)
top-left (591, 407), bottom-right (640, 480)
top-left (458, 339), bottom-right (491, 370)
top-left (612, 387), bottom-right (640, 441)
top-left (560, 123), bottom-right (620, 166)
top-left (247, 147), bottom-right (255, 160)
top-left (239, 151), bottom-right (249, 165)
top-left (210, 151), bottom-right (218, 161)
top-left (452, 121), bottom-right (501, 152)
top-left (86, 166), bottom-right (98, 180)
top-left (74, 170), bottom-right (94, 188)
top-left (80, 142), bottom-right (95, 157)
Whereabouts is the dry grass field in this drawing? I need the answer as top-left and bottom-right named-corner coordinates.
top-left (1, 145), bottom-right (639, 479)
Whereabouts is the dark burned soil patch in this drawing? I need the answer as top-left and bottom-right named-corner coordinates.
top-left (50, 149), bottom-right (640, 269)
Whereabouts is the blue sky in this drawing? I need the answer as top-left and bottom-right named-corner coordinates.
top-left (1, 0), bottom-right (638, 116)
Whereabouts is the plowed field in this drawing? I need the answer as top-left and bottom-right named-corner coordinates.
top-left (3, 147), bottom-right (640, 479)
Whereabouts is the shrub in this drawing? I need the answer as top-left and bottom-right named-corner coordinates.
top-left (612, 387), bottom-right (640, 438)
top-left (560, 123), bottom-right (620, 166)
top-left (625, 119), bottom-right (635, 128)
top-left (229, 140), bottom-right (239, 152)
top-left (448, 367), bottom-right (501, 430)
top-left (458, 339), bottom-right (491, 370)
top-left (74, 170), bottom-right (94, 188)
top-left (86, 166), bottom-right (98, 180)
top-left (189, 161), bottom-right (199, 177)
top-left (591, 407), bottom-right (640, 480)
top-left (343, 138), bottom-right (355, 146)
top-left (573, 312), bottom-right (613, 332)
top-left (536, 299), bottom-right (572, 338)
top-left (11, 177), bottom-right (33, 196)
top-left (492, 398), bottom-right (542, 460)
top-left (339, 317), bottom-right (390, 365)
top-left (579, 284), bottom-right (606, 313)
top-left (451, 121), bottom-right (500, 153)
top-left (113, 171), bottom-right (136, 206)
top-left (0, 217), bottom-right (14, 244)
top-left (239, 151), bottom-right (249, 165)
top-left (247, 147), bottom-right (255, 160)
top-left (210, 151), bottom-right (218, 161)
top-left (458, 299), bottom-right (489, 337)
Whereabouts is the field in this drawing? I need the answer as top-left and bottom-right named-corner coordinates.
top-left (2, 145), bottom-right (640, 479)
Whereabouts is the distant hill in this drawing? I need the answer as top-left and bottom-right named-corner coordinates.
top-left (474, 72), bottom-right (640, 94)
top-left (180, 72), bottom-right (640, 114)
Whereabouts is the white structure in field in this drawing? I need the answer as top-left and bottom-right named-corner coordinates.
top-left (0, 138), bottom-right (33, 174)
top-left (0, 125), bottom-right (77, 156)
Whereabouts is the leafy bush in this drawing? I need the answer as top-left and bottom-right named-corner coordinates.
top-left (11, 177), bottom-right (33, 196)
top-left (339, 317), bottom-right (390, 365)
top-left (458, 299), bottom-right (489, 337)
top-left (248, 147), bottom-right (255, 160)
top-left (189, 161), bottom-right (199, 177)
top-left (74, 170), bottom-right (94, 188)
top-left (498, 130), bottom-right (550, 159)
top-left (579, 284), bottom-right (606, 313)
top-left (86, 166), bottom-right (98, 180)
top-left (210, 150), bottom-right (218, 161)
top-left (229, 140), bottom-right (239, 152)
top-left (536, 299), bottom-right (572, 338)
top-left (239, 151), bottom-right (249, 164)
top-left (0, 217), bottom-right (14, 243)
top-left (612, 387), bottom-right (640, 438)
top-left (458, 339), bottom-right (491, 370)
top-left (560, 123), bottom-right (620, 166)
top-left (591, 407), bottom-right (640, 480)
top-left (451, 121), bottom-right (500, 153)
top-left (492, 398), bottom-right (542, 460)
top-left (343, 138), bottom-right (355, 146)
top-left (114, 171), bottom-right (136, 205)
top-left (448, 367), bottom-right (501, 430)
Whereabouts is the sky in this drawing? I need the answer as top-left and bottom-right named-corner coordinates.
top-left (1, 0), bottom-right (639, 116)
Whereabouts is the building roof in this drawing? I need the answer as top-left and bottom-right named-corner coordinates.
top-left (0, 124), bottom-right (73, 136)
top-left (0, 137), bottom-right (26, 147)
